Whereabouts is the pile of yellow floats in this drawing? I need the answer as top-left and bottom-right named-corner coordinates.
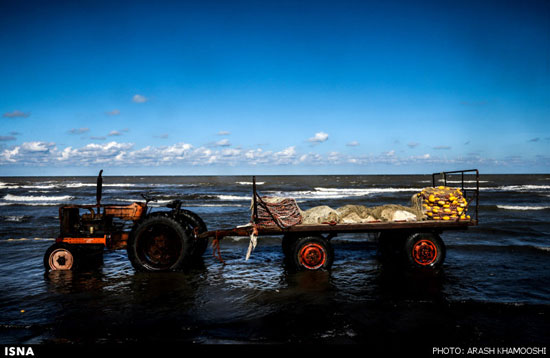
top-left (417, 186), bottom-right (470, 221)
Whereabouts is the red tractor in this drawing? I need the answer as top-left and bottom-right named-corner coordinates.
top-left (44, 170), bottom-right (208, 272)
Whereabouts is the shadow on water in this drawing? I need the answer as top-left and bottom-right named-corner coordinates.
top-left (41, 263), bottom-right (211, 344)
top-left (373, 262), bottom-right (447, 303)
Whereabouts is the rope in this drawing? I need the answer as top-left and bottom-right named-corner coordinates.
top-left (211, 231), bottom-right (225, 265)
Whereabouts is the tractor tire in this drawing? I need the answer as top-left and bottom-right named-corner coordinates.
top-left (289, 236), bottom-right (334, 271)
top-left (179, 209), bottom-right (208, 258)
top-left (44, 243), bottom-right (78, 271)
top-left (403, 232), bottom-right (446, 269)
top-left (127, 216), bottom-right (192, 272)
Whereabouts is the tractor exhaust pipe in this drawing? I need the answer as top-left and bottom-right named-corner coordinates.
top-left (96, 169), bottom-right (103, 206)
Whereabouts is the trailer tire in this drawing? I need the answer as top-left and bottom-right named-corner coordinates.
top-left (44, 243), bottom-right (78, 271)
top-left (290, 236), bottom-right (334, 271)
top-left (128, 216), bottom-right (192, 272)
top-left (404, 232), bottom-right (446, 269)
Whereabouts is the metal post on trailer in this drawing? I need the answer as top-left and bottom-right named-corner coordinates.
top-left (431, 169), bottom-right (480, 223)
top-left (252, 175), bottom-right (258, 223)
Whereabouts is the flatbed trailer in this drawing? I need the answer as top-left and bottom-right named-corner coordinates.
top-left (44, 169), bottom-right (479, 272)
top-left (199, 169), bottom-right (479, 270)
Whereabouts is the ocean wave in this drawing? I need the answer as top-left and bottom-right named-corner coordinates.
top-left (493, 185), bottom-right (550, 192)
top-left (236, 181), bottom-right (264, 185)
top-left (3, 194), bottom-right (73, 202)
top-left (2, 215), bottom-right (26, 222)
top-left (113, 198), bottom-right (171, 205)
top-left (445, 180), bottom-right (489, 184)
top-left (187, 203), bottom-right (247, 207)
top-left (66, 183), bottom-right (136, 188)
top-left (497, 205), bottom-right (550, 211)
top-left (217, 195), bottom-right (252, 201)
top-left (0, 182), bottom-right (137, 190)
top-left (263, 187), bottom-right (423, 200)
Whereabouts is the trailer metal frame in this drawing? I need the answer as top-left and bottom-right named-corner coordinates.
top-left (200, 169), bottom-right (479, 240)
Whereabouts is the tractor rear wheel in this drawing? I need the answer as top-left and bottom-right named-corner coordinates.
top-left (179, 209), bottom-right (208, 258)
top-left (128, 216), bottom-right (192, 272)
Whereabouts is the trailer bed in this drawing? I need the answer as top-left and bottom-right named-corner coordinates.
top-left (199, 219), bottom-right (477, 240)
top-left (199, 169), bottom-right (480, 270)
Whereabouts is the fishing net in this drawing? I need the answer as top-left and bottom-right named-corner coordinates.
top-left (250, 186), bottom-right (469, 228)
top-left (301, 203), bottom-right (423, 224)
top-left (414, 186), bottom-right (470, 221)
top-left (252, 196), bottom-right (303, 228)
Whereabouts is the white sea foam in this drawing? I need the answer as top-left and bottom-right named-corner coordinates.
top-left (188, 203), bottom-right (246, 207)
top-left (497, 205), bottom-right (550, 211)
top-left (113, 198), bottom-right (171, 205)
top-left (3, 216), bottom-right (25, 222)
top-left (495, 185), bottom-right (550, 191)
top-left (236, 181), bottom-right (264, 185)
top-left (217, 195), bottom-right (252, 201)
top-left (66, 183), bottom-right (135, 188)
top-left (3, 194), bottom-right (73, 202)
top-left (251, 187), bottom-right (420, 201)
top-left (445, 180), bottom-right (489, 184)
top-left (275, 187), bottom-right (424, 200)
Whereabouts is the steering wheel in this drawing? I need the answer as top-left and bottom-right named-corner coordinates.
top-left (140, 192), bottom-right (157, 205)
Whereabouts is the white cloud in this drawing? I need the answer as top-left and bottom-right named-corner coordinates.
top-left (218, 131), bottom-right (231, 136)
top-left (108, 128), bottom-right (129, 137)
top-left (106, 109), bottom-right (120, 116)
top-left (1, 147), bottom-right (20, 162)
top-left (215, 139), bottom-right (231, 147)
top-left (222, 148), bottom-right (241, 157)
top-left (132, 94), bottom-right (148, 103)
top-left (0, 139), bottom-right (507, 170)
top-left (273, 146), bottom-right (297, 164)
top-left (69, 127), bottom-right (90, 135)
top-left (308, 132), bottom-right (329, 143)
top-left (3, 110), bottom-right (30, 118)
top-left (346, 141), bottom-right (360, 147)
top-left (21, 141), bottom-right (55, 152)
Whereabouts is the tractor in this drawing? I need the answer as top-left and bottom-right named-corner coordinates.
top-left (43, 170), bottom-right (208, 272)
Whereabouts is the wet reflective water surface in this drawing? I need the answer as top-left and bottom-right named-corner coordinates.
top-left (1, 237), bottom-right (549, 349)
top-left (1, 175), bottom-right (549, 350)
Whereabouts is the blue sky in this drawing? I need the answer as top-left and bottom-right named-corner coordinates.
top-left (1, 0), bottom-right (549, 175)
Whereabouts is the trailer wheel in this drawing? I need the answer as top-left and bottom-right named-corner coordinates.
top-left (128, 216), bottom-right (192, 272)
top-left (404, 232), bottom-right (446, 269)
top-left (44, 243), bottom-right (77, 271)
top-left (290, 236), bottom-right (334, 271)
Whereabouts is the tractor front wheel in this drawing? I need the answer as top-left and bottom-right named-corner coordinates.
top-left (44, 243), bottom-right (77, 271)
